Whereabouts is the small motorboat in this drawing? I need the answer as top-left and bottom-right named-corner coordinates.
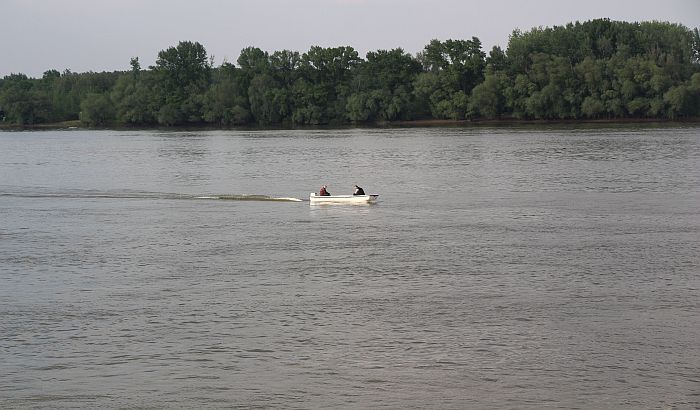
top-left (309, 193), bottom-right (379, 204)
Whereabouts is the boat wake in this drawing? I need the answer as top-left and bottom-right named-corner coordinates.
top-left (198, 194), bottom-right (303, 202)
top-left (0, 190), bottom-right (304, 202)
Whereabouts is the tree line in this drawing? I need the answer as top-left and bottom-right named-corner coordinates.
top-left (1, 19), bottom-right (699, 127)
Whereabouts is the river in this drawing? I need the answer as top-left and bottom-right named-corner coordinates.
top-left (1, 125), bottom-right (699, 408)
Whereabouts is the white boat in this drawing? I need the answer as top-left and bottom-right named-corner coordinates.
top-left (309, 193), bottom-right (379, 204)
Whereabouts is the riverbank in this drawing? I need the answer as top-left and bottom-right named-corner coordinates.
top-left (387, 117), bottom-right (700, 126)
top-left (2, 117), bottom-right (699, 131)
top-left (0, 120), bottom-right (82, 130)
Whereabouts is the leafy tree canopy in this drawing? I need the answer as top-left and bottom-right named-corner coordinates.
top-left (2, 19), bottom-right (699, 127)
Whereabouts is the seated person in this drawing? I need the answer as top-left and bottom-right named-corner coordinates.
top-left (319, 185), bottom-right (331, 196)
top-left (353, 185), bottom-right (365, 195)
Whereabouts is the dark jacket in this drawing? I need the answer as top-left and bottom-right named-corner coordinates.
top-left (353, 186), bottom-right (365, 195)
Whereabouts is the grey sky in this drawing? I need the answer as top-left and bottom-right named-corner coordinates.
top-left (3, 0), bottom-right (699, 77)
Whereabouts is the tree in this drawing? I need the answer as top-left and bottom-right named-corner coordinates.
top-left (469, 72), bottom-right (506, 119)
top-left (237, 47), bottom-right (269, 74)
top-left (347, 48), bottom-right (422, 122)
top-left (269, 50), bottom-right (301, 86)
top-left (418, 38), bottom-right (486, 93)
top-left (486, 46), bottom-right (508, 72)
top-left (49, 70), bottom-right (121, 122)
top-left (154, 41), bottom-right (211, 124)
top-left (581, 95), bottom-right (605, 118)
top-left (202, 63), bottom-right (250, 126)
top-left (79, 93), bottom-right (114, 126)
top-left (130, 57), bottom-right (141, 76)
top-left (248, 74), bottom-right (290, 124)
top-left (345, 92), bottom-right (373, 122)
top-left (156, 41), bottom-right (211, 94)
top-left (501, 20), bottom-right (700, 120)
top-left (0, 74), bottom-right (51, 125)
top-left (294, 46), bottom-right (361, 123)
top-left (413, 39), bottom-right (486, 120)
top-left (110, 69), bottom-right (159, 124)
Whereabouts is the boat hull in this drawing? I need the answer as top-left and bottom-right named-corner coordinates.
top-left (309, 193), bottom-right (379, 204)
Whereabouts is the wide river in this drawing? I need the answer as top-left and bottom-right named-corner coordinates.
top-left (1, 125), bottom-right (699, 409)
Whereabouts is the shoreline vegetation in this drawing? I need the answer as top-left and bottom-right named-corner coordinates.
top-left (1, 19), bottom-right (699, 129)
top-left (2, 117), bottom-right (699, 132)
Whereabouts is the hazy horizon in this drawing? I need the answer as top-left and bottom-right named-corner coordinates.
top-left (3, 0), bottom-right (699, 77)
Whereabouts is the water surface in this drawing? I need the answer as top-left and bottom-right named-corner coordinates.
top-left (1, 125), bottom-right (699, 408)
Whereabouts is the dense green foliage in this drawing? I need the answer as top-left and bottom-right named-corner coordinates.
top-left (1, 20), bottom-right (699, 127)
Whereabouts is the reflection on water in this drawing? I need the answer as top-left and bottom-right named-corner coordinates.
top-left (1, 125), bottom-right (699, 409)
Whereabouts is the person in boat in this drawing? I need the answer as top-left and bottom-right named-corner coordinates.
top-left (353, 185), bottom-right (365, 195)
top-left (319, 185), bottom-right (331, 196)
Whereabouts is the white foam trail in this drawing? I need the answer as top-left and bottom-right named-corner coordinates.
top-left (201, 194), bottom-right (304, 202)
top-left (1, 191), bottom-right (304, 202)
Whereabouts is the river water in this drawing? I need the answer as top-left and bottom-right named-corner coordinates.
top-left (1, 125), bottom-right (699, 409)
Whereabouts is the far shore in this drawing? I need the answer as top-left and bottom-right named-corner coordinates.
top-left (1, 117), bottom-right (699, 131)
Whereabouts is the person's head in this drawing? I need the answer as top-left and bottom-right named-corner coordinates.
top-left (354, 185), bottom-right (358, 188)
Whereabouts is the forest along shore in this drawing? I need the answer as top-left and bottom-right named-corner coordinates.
top-left (1, 19), bottom-right (699, 129)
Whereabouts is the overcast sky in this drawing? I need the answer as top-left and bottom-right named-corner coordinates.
top-left (3, 0), bottom-right (699, 77)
